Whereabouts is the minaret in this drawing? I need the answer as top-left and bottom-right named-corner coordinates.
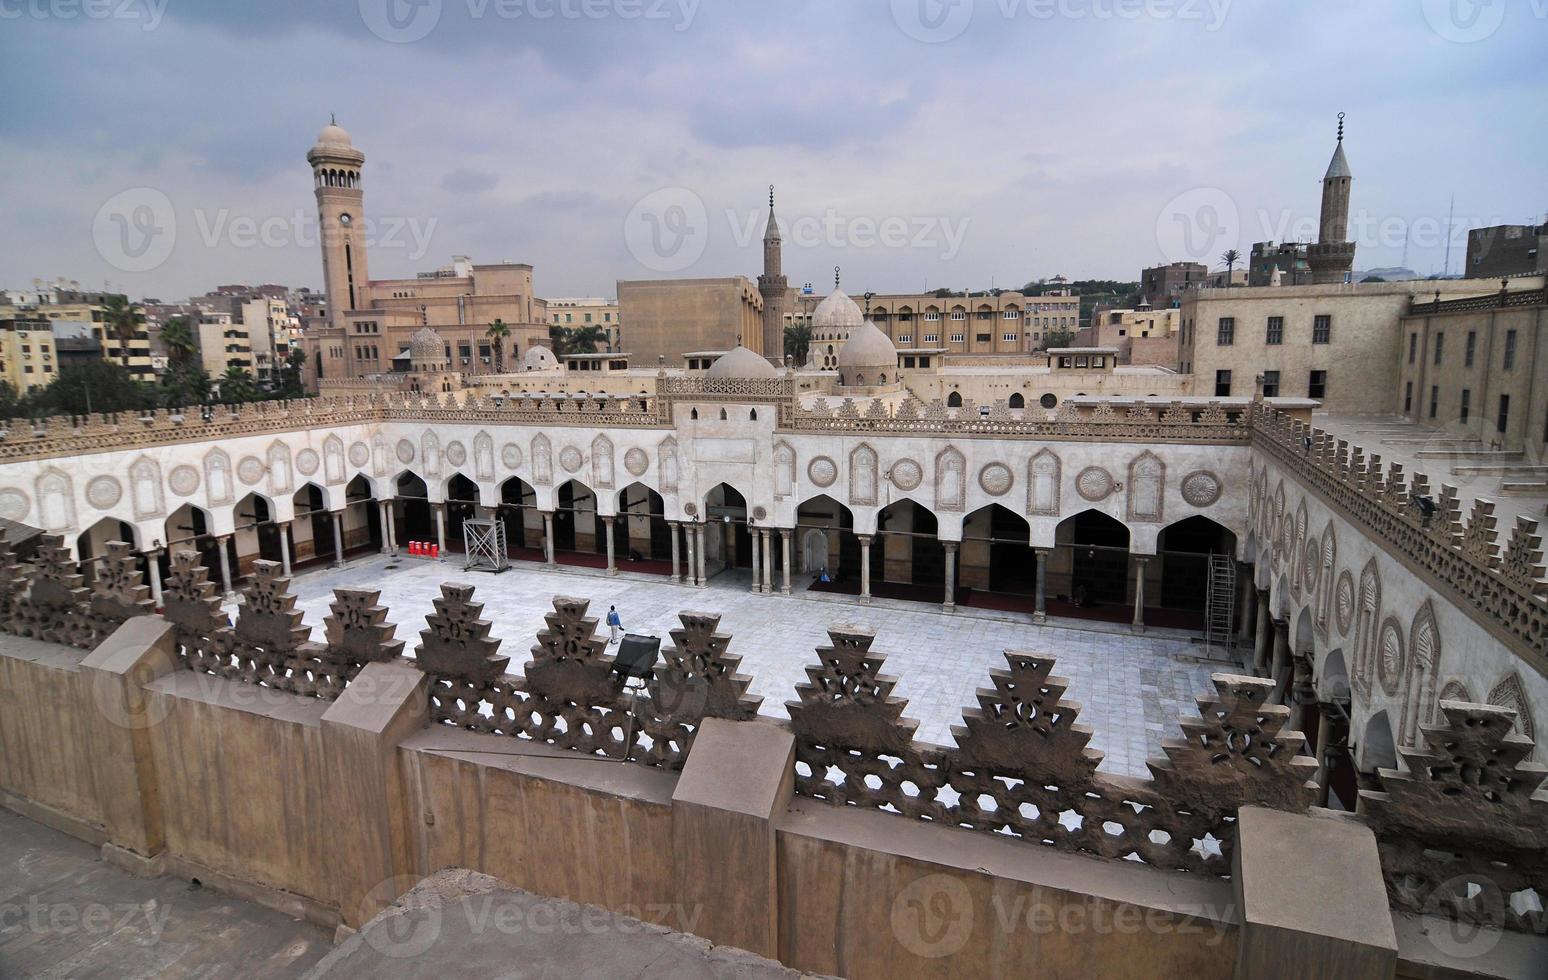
top-left (757, 185), bottom-right (789, 362)
top-left (306, 116), bottom-right (370, 327)
top-left (1307, 112), bottom-right (1355, 285)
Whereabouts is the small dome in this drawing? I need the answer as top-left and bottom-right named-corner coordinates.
top-left (837, 320), bottom-right (898, 386)
top-left (522, 345), bottom-right (559, 371)
top-left (812, 288), bottom-right (863, 331)
top-left (409, 327), bottom-right (447, 369)
top-left (706, 345), bottom-right (779, 379)
top-left (316, 122), bottom-right (353, 149)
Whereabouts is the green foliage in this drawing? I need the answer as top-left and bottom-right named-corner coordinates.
top-left (1361, 275), bottom-right (1386, 283)
top-left (19, 359), bottom-right (155, 417)
top-left (99, 294), bottom-right (145, 367)
top-left (219, 366), bottom-right (259, 403)
top-left (485, 318), bottom-right (512, 372)
top-left (276, 349), bottom-right (306, 398)
top-left (547, 324), bottom-right (608, 357)
top-left (159, 316), bottom-right (197, 365)
top-left (1044, 328), bottom-right (1077, 349)
top-left (784, 323), bottom-right (811, 365)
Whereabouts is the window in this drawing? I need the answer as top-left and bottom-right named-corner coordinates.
top-left (1408, 333), bottom-right (1417, 364)
top-left (1262, 371), bottom-right (1280, 397)
top-left (1312, 315), bottom-right (1331, 344)
top-left (1216, 317), bottom-right (1234, 346)
top-left (1265, 316), bottom-right (1284, 345)
top-left (1009, 393), bottom-right (1024, 408)
top-left (897, 334), bottom-right (911, 344)
top-left (1003, 332), bottom-right (1018, 343)
top-left (1433, 331), bottom-right (1444, 366)
top-left (1003, 310), bottom-right (1019, 319)
top-left (1404, 381), bottom-right (1413, 413)
top-left (975, 333), bottom-right (991, 344)
top-left (1308, 370), bottom-right (1327, 399)
top-left (950, 311), bottom-right (966, 320)
top-left (950, 333), bottom-right (965, 343)
top-left (1429, 385), bottom-right (1439, 419)
top-left (923, 333), bottom-right (938, 344)
top-left (1465, 331), bottom-right (1476, 367)
top-left (1504, 330), bottom-right (1517, 369)
top-left (1498, 394), bottom-right (1511, 434)
top-left (1460, 389), bottom-right (1471, 423)
top-left (1215, 369), bottom-right (1232, 397)
top-left (925, 312), bottom-right (940, 321)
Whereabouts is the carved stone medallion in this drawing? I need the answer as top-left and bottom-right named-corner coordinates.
top-left (1377, 617), bottom-right (1405, 696)
top-left (86, 475), bottom-right (123, 509)
top-left (295, 449), bottom-right (320, 476)
top-left (1076, 466), bottom-right (1114, 502)
top-left (559, 446), bottom-right (584, 474)
top-left (808, 456), bottom-right (838, 488)
top-left (624, 448), bottom-right (649, 477)
top-left (753, 506), bottom-right (767, 520)
top-left (168, 465), bottom-right (201, 496)
top-left (395, 439), bottom-right (415, 464)
top-left (501, 443), bottom-right (523, 470)
top-left (349, 441), bottom-right (370, 467)
top-left (237, 456), bottom-right (266, 485)
top-left (0, 489), bottom-right (27, 521)
top-left (978, 462), bottom-right (1013, 497)
top-left (1180, 470), bottom-right (1221, 507)
top-left (446, 441), bottom-right (467, 467)
top-left (890, 457), bottom-right (923, 491)
top-left (1335, 570), bottom-right (1355, 636)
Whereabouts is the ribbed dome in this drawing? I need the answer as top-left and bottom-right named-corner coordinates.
top-left (812, 288), bottom-right (863, 330)
top-left (522, 345), bottom-right (559, 371)
top-left (409, 327), bottom-right (447, 369)
top-left (706, 345), bottom-right (779, 379)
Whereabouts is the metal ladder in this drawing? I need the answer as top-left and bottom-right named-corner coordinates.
top-left (1204, 554), bottom-right (1236, 655)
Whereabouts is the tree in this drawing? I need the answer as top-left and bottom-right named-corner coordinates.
top-left (1044, 328), bottom-right (1076, 349)
top-left (546, 323), bottom-right (571, 356)
top-left (159, 316), bottom-right (198, 367)
top-left (549, 324), bottom-right (607, 357)
top-left (485, 318), bottom-right (511, 372)
top-left (160, 363), bottom-right (213, 409)
top-left (1361, 275), bottom-right (1386, 283)
top-left (784, 323), bottom-right (812, 365)
top-left (218, 366), bottom-right (258, 403)
top-left (29, 360), bottom-right (153, 416)
top-left (1220, 249), bottom-right (1241, 280)
top-left (99, 294), bottom-right (145, 370)
top-left (275, 349), bottom-right (306, 398)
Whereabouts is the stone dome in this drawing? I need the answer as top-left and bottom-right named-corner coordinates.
top-left (316, 121), bottom-right (353, 149)
top-left (706, 344), bottom-right (779, 379)
top-left (811, 288), bottom-right (863, 331)
top-left (522, 345), bottom-right (559, 371)
top-left (409, 327), bottom-right (448, 369)
top-left (836, 319), bottom-right (898, 386)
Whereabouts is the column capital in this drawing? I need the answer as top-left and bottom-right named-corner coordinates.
top-left (856, 533), bottom-right (873, 544)
top-left (943, 540), bottom-right (959, 553)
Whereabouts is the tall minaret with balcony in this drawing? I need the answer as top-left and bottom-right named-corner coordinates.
top-left (306, 117), bottom-right (370, 327)
top-left (757, 185), bottom-right (788, 362)
top-left (1307, 113), bottom-right (1355, 285)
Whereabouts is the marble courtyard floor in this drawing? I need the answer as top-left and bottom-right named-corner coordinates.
top-left (237, 555), bottom-right (1237, 779)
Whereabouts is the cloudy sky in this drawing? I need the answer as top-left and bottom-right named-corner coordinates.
top-left (1, 0), bottom-right (1543, 301)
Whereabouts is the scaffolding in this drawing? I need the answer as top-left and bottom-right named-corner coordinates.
top-left (461, 518), bottom-right (510, 573)
top-left (1204, 554), bottom-right (1236, 656)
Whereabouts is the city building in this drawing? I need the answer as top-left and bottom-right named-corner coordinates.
top-left (1465, 220), bottom-right (1547, 279)
top-left (1248, 241), bottom-right (1311, 286)
top-left (615, 276), bottom-right (765, 367)
top-left (543, 297), bottom-right (621, 349)
top-left (195, 311), bottom-right (252, 379)
top-left (1088, 303), bottom-right (1181, 366)
top-left (1139, 262), bottom-right (1208, 307)
top-left (0, 318), bottom-right (58, 393)
top-left (0, 289), bottom-right (154, 379)
top-left (861, 289), bottom-right (1078, 355)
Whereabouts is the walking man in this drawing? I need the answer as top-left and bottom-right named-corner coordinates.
top-left (606, 604), bottom-right (622, 645)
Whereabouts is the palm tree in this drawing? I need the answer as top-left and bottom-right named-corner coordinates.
top-left (784, 324), bottom-right (812, 365)
top-left (565, 325), bottom-right (608, 354)
top-left (220, 365), bottom-right (258, 403)
top-left (547, 323), bottom-right (571, 356)
top-left (485, 318), bottom-right (511, 372)
top-left (1220, 248), bottom-right (1241, 283)
top-left (100, 294), bottom-right (145, 371)
top-left (160, 316), bottom-right (197, 367)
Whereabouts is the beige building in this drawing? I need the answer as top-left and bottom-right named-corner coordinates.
top-left (1395, 279), bottom-right (1548, 450)
top-left (544, 297), bottom-right (620, 348)
top-left (0, 291), bottom-right (154, 379)
top-left (239, 297), bottom-right (290, 381)
top-left (615, 276), bottom-right (764, 367)
top-left (862, 289), bottom-right (1079, 356)
top-left (1089, 305), bottom-right (1180, 367)
top-left (196, 312), bottom-right (253, 378)
top-left (0, 318), bottom-right (59, 393)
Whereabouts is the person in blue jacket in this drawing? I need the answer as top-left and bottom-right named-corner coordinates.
top-left (606, 605), bottom-right (622, 644)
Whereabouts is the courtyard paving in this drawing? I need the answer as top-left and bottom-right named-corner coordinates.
top-left (243, 555), bottom-right (1238, 779)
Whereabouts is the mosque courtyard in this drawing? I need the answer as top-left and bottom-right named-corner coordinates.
top-left (242, 553), bottom-right (1232, 779)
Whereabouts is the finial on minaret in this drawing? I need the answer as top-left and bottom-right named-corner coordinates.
top-left (834, 266), bottom-right (841, 289)
top-left (331, 111), bottom-right (337, 126)
top-left (1337, 111), bottom-right (1344, 142)
top-left (736, 333), bottom-right (742, 346)
top-left (769, 184), bottom-right (775, 210)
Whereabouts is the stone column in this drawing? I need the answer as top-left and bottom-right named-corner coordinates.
top-left (1130, 556), bottom-right (1149, 633)
top-left (1033, 548), bottom-right (1049, 624)
top-left (378, 501), bottom-right (393, 555)
top-left (278, 523), bottom-right (292, 576)
top-left (332, 512), bottom-right (346, 566)
top-left (669, 521), bottom-right (681, 581)
top-left (434, 503), bottom-right (447, 556)
top-left (542, 511), bottom-right (556, 565)
top-left (749, 526), bottom-right (763, 593)
top-left (684, 523), bottom-right (697, 586)
top-left (1269, 619), bottom-right (1291, 704)
top-left (1253, 590), bottom-right (1272, 675)
top-left (943, 541), bottom-right (958, 612)
top-left (760, 529), bottom-right (773, 595)
top-left (145, 549), bottom-right (163, 606)
top-left (858, 534), bottom-right (872, 601)
top-left (1312, 703), bottom-right (1333, 808)
top-left (780, 529), bottom-right (792, 595)
top-left (695, 524), bottom-right (707, 586)
top-left (216, 535), bottom-right (234, 595)
top-left (1237, 563), bottom-right (1256, 646)
top-left (605, 517), bottom-right (617, 576)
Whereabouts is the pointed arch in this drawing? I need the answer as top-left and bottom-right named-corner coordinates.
top-left (421, 430), bottom-right (442, 479)
top-left (849, 443), bottom-right (878, 506)
top-left (1486, 672), bottom-right (1535, 747)
top-left (266, 439), bottom-right (293, 494)
top-left (323, 434), bottom-right (347, 484)
top-left (1399, 601), bottom-right (1441, 747)
top-left (657, 436), bottom-right (679, 494)
top-left (1026, 448), bottom-right (1060, 516)
top-left (934, 445), bottom-right (965, 512)
top-left (591, 434), bottom-right (615, 489)
top-left (1126, 450), bottom-right (1164, 522)
top-left (204, 447), bottom-right (233, 506)
top-left (531, 433), bottom-right (553, 485)
top-left (1352, 558), bottom-right (1382, 700)
top-left (773, 441), bottom-right (796, 500)
top-left (129, 456), bottom-right (165, 519)
top-left (473, 430), bottom-right (495, 480)
top-left (1314, 521), bottom-right (1337, 640)
top-left (35, 467), bottom-right (77, 533)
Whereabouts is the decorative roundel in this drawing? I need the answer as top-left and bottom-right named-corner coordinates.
top-left (684, 502), bottom-right (698, 517)
top-left (753, 506), bottom-right (768, 520)
top-left (0, 489), bottom-right (29, 521)
top-left (1180, 470), bottom-right (1221, 507)
top-left (237, 456), bottom-right (266, 485)
top-left (349, 441), bottom-right (370, 467)
top-left (168, 465), bottom-right (201, 496)
top-left (1334, 570), bottom-right (1356, 636)
top-left (1076, 466), bottom-right (1115, 502)
top-left (1302, 534), bottom-right (1320, 591)
top-left (1377, 617), bottom-right (1406, 696)
top-left (395, 439), bottom-right (415, 464)
top-left (501, 443), bottom-right (523, 470)
top-left (559, 446), bottom-right (584, 473)
top-left (891, 458), bottom-right (923, 491)
top-left (808, 456), bottom-right (838, 488)
top-left (295, 449), bottom-right (320, 476)
top-left (624, 448), bottom-right (649, 477)
top-left (446, 441), bottom-right (467, 467)
top-left (86, 475), bottom-right (123, 509)
top-left (978, 462), bottom-right (1014, 497)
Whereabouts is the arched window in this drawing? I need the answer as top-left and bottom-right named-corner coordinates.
top-left (947, 391), bottom-right (963, 408)
top-left (690, 408), bottom-right (699, 420)
top-left (1039, 393), bottom-right (1057, 409)
top-left (1009, 393), bottom-right (1025, 409)
top-left (749, 409), bottom-right (758, 420)
top-left (719, 408), bottom-right (728, 420)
